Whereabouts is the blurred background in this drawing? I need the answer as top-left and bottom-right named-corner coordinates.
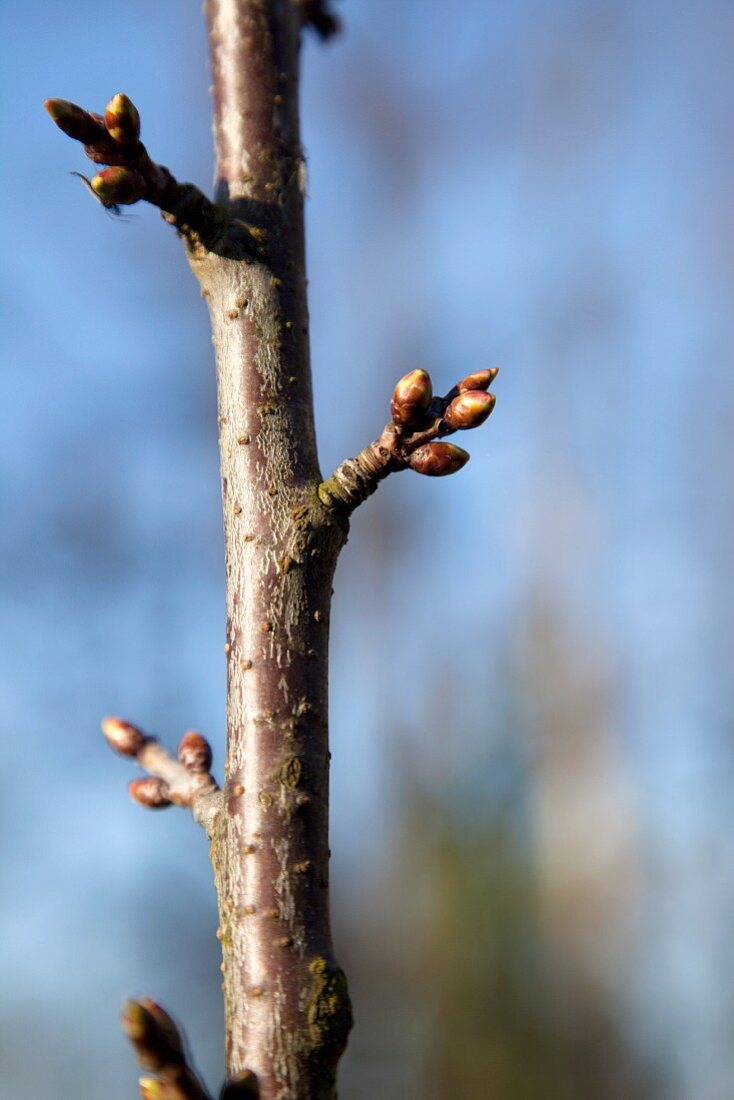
top-left (2, 0), bottom-right (732, 1096)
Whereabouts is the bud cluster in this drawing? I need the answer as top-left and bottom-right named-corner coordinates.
top-left (45, 92), bottom-right (148, 207)
top-left (387, 365), bottom-right (499, 478)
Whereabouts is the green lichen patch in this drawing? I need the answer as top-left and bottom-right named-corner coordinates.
top-left (279, 755), bottom-right (303, 789)
top-left (306, 956), bottom-right (353, 1055)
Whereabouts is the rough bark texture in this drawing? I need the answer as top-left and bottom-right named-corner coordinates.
top-left (194, 2), bottom-right (352, 1096)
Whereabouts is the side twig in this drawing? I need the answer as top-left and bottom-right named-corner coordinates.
top-left (44, 95), bottom-right (255, 255)
top-left (102, 718), bottom-right (223, 837)
top-left (319, 366), bottom-right (499, 514)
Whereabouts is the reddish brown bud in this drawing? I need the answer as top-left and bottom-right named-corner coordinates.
top-left (177, 731), bottom-right (213, 774)
top-left (91, 166), bottom-right (147, 205)
top-left (444, 390), bottom-right (496, 430)
top-left (138, 1000), bottom-right (185, 1061)
top-left (220, 1071), bottom-right (260, 1099)
top-left (409, 441), bottom-right (470, 477)
top-left (102, 716), bottom-right (148, 757)
top-left (104, 92), bottom-right (141, 146)
top-left (390, 369), bottom-right (433, 428)
top-left (122, 999), bottom-right (184, 1070)
top-left (457, 367), bottom-right (499, 392)
top-left (128, 778), bottom-right (171, 810)
top-left (44, 98), bottom-right (106, 144)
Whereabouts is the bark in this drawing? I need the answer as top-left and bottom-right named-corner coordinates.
top-left (197, 3), bottom-right (351, 1096)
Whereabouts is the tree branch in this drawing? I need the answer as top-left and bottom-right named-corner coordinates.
top-left (102, 718), bottom-right (223, 836)
top-left (44, 96), bottom-right (252, 255)
top-left (319, 367), bottom-right (499, 514)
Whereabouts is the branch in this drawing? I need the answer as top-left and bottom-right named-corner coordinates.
top-left (319, 367), bottom-right (499, 514)
top-left (43, 95), bottom-right (256, 256)
top-left (102, 718), bottom-right (223, 836)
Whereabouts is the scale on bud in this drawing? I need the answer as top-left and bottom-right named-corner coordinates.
top-left (44, 98), bottom-right (107, 144)
top-left (128, 777), bottom-right (172, 810)
top-left (409, 441), bottom-right (469, 477)
top-left (71, 172), bottom-right (129, 219)
top-left (178, 731), bottom-right (213, 774)
top-left (444, 390), bottom-right (496, 431)
top-left (391, 369), bottom-right (433, 428)
top-left (457, 367), bottom-right (499, 393)
top-left (104, 92), bottom-right (141, 147)
top-left (102, 716), bottom-right (148, 757)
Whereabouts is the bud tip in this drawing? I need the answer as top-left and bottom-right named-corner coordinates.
top-left (102, 716), bottom-right (147, 757)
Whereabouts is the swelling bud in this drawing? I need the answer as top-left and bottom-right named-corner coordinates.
top-left (91, 166), bottom-right (147, 205)
top-left (105, 92), bottom-right (141, 146)
top-left (128, 778), bottom-right (172, 809)
top-left (409, 441), bottom-right (469, 477)
top-left (457, 367), bottom-right (499, 392)
top-left (122, 999), bottom-right (183, 1070)
top-left (44, 98), bottom-right (106, 144)
top-left (444, 390), bottom-right (496, 430)
top-left (178, 731), bottom-right (213, 774)
top-left (390, 369), bottom-right (433, 428)
top-left (138, 1000), bottom-right (185, 1062)
top-left (102, 716), bottom-right (147, 757)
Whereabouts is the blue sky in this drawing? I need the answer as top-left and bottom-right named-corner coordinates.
top-left (2, 1), bottom-right (734, 1096)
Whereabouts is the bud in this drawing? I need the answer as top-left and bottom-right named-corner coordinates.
top-left (457, 367), bottom-right (499, 393)
top-left (105, 92), bottom-right (141, 146)
top-left (138, 1000), bottom-right (185, 1061)
top-left (44, 98), bottom-right (106, 144)
top-left (178, 732), bottom-right (213, 774)
top-left (390, 369), bottom-right (433, 428)
top-left (122, 999), bottom-right (184, 1071)
top-left (102, 716), bottom-right (147, 757)
top-left (91, 166), bottom-right (147, 205)
top-left (409, 442), bottom-right (470, 477)
top-left (443, 390), bottom-right (496, 431)
top-left (128, 778), bottom-right (171, 810)
top-left (220, 1071), bottom-right (260, 1099)
top-left (138, 1078), bottom-right (168, 1099)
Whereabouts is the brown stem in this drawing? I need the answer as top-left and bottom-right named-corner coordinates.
top-left (199, 2), bottom-right (352, 1096)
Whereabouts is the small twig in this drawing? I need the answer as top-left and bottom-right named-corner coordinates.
top-left (319, 367), bottom-right (499, 514)
top-left (44, 95), bottom-right (245, 253)
top-left (102, 718), bottom-right (223, 836)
